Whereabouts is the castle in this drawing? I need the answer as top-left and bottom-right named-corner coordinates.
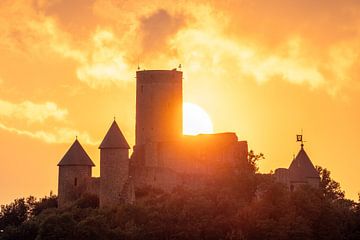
top-left (57, 70), bottom-right (320, 207)
top-left (57, 70), bottom-right (249, 208)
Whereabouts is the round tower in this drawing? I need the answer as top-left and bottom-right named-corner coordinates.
top-left (99, 120), bottom-right (130, 207)
top-left (57, 139), bottom-right (95, 207)
top-left (135, 70), bottom-right (183, 146)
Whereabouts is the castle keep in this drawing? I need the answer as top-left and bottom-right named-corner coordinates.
top-left (57, 69), bottom-right (249, 207)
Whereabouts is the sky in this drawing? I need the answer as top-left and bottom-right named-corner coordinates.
top-left (1, 0), bottom-right (360, 204)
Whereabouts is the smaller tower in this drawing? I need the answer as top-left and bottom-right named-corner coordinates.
top-left (288, 144), bottom-right (320, 190)
top-left (99, 120), bottom-right (131, 207)
top-left (57, 139), bottom-right (95, 207)
top-left (274, 135), bottom-right (320, 190)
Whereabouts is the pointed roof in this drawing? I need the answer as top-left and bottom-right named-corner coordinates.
top-left (99, 120), bottom-right (130, 149)
top-left (57, 139), bottom-right (95, 166)
top-left (288, 145), bottom-right (320, 182)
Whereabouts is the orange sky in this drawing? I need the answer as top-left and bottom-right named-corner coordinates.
top-left (1, 0), bottom-right (360, 204)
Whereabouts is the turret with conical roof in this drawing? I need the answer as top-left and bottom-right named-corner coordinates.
top-left (58, 139), bottom-right (95, 166)
top-left (99, 120), bottom-right (130, 149)
top-left (288, 144), bottom-right (320, 189)
top-left (274, 139), bottom-right (321, 191)
top-left (99, 120), bottom-right (131, 207)
top-left (57, 139), bottom-right (95, 207)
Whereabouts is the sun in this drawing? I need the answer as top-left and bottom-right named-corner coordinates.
top-left (183, 102), bottom-right (214, 135)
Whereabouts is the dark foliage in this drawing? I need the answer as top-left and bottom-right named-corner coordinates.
top-left (1, 152), bottom-right (360, 240)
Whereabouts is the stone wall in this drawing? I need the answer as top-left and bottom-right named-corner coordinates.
top-left (131, 133), bottom-right (249, 191)
top-left (89, 177), bottom-right (100, 196)
top-left (135, 70), bottom-right (183, 146)
top-left (274, 168), bottom-right (289, 187)
top-left (100, 148), bottom-right (129, 207)
top-left (58, 165), bottom-right (92, 207)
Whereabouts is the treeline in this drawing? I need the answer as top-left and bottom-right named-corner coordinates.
top-left (1, 153), bottom-right (360, 240)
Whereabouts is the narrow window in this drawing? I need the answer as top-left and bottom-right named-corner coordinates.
top-left (74, 177), bottom-right (78, 186)
top-left (141, 85), bottom-right (143, 93)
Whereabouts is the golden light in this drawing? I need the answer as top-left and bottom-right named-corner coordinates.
top-left (183, 102), bottom-right (214, 135)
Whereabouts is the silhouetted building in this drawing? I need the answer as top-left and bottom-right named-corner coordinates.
top-left (275, 144), bottom-right (320, 190)
top-left (57, 69), bottom-right (248, 207)
top-left (57, 139), bottom-right (95, 207)
top-left (57, 121), bottom-right (134, 208)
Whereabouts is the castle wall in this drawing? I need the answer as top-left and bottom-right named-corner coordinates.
top-left (236, 141), bottom-right (248, 164)
top-left (135, 70), bottom-right (183, 146)
top-left (58, 165), bottom-right (92, 207)
top-left (100, 149), bottom-right (129, 207)
top-left (132, 166), bottom-right (181, 191)
top-left (131, 133), bottom-right (249, 191)
top-left (89, 177), bottom-right (100, 196)
top-left (306, 177), bottom-right (320, 189)
top-left (274, 168), bottom-right (289, 187)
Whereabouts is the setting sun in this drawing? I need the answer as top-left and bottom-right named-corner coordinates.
top-left (183, 102), bottom-right (213, 135)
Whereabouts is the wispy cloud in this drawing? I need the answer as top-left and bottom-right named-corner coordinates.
top-left (76, 30), bottom-right (134, 87)
top-left (1, 0), bottom-right (360, 93)
top-left (174, 28), bottom-right (325, 89)
top-left (0, 123), bottom-right (99, 145)
top-left (0, 99), bottom-right (68, 123)
top-left (0, 98), bottom-right (99, 145)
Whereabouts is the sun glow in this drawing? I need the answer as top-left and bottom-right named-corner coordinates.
top-left (183, 102), bottom-right (213, 135)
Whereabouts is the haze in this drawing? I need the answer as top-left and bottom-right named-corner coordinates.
top-left (0, 0), bottom-right (360, 204)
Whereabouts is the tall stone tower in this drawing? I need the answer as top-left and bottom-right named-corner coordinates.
top-left (135, 70), bottom-right (183, 146)
top-left (57, 139), bottom-right (95, 207)
top-left (99, 120), bottom-right (130, 207)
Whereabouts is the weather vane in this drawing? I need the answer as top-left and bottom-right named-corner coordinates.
top-left (296, 129), bottom-right (306, 148)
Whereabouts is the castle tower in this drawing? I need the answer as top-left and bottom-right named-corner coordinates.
top-left (99, 120), bottom-right (130, 207)
top-left (57, 139), bottom-right (95, 207)
top-left (135, 70), bottom-right (183, 146)
top-left (288, 144), bottom-right (320, 190)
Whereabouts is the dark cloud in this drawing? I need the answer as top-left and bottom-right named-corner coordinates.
top-left (39, 0), bottom-right (98, 38)
top-left (139, 9), bottom-right (186, 58)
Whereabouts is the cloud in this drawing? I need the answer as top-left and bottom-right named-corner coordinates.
top-left (173, 27), bottom-right (325, 89)
top-left (0, 98), bottom-right (98, 145)
top-left (206, 0), bottom-right (360, 91)
top-left (0, 123), bottom-right (98, 145)
top-left (39, 0), bottom-right (97, 37)
top-left (139, 9), bottom-right (186, 57)
top-left (75, 30), bottom-right (134, 87)
top-left (1, 0), bottom-right (360, 93)
top-left (0, 99), bottom-right (68, 123)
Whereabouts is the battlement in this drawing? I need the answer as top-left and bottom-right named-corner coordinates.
top-left (136, 70), bottom-right (182, 83)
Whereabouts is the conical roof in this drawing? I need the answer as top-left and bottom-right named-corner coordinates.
top-left (288, 145), bottom-right (320, 182)
top-left (99, 120), bottom-right (130, 149)
top-left (57, 139), bottom-right (95, 166)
